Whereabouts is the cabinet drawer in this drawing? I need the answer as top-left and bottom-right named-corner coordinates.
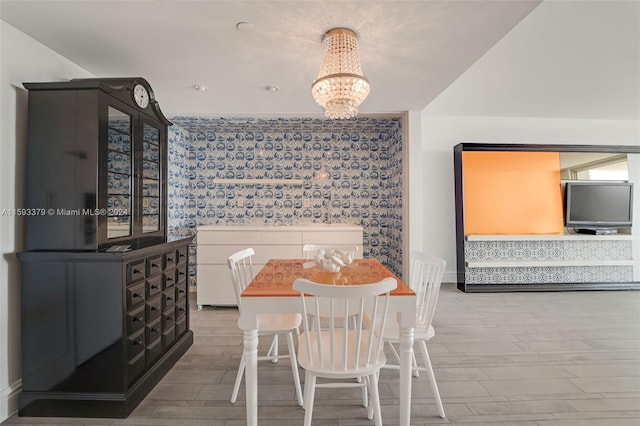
top-left (145, 295), bottom-right (162, 322)
top-left (258, 231), bottom-right (302, 245)
top-left (197, 245), bottom-right (301, 265)
top-left (146, 275), bottom-right (162, 298)
top-left (302, 230), bottom-right (363, 245)
top-left (175, 281), bottom-right (187, 302)
top-left (176, 263), bottom-right (188, 283)
top-left (127, 260), bottom-right (146, 284)
top-left (162, 327), bottom-right (176, 349)
top-left (175, 316), bottom-right (187, 338)
top-left (163, 270), bottom-right (176, 289)
top-left (145, 317), bottom-right (162, 345)
top-left (175, 298), bottom-right (187, 321)
top-left (162, 307), bottom-right (175, 331)
top-left (146, 255), bottom-right (163, 277)
top-left (162, 288), bottom-right (175, 310)
top-left (176, 246), bottom-right (187, 264)
top-left (197, 230), bottom-right (256, 245)
top-left (126, 305), bottom-right (145, 335)
top-left (164, 250), bottom-right (177, 270)
top-left (126, 281), bottom-right (146, 309)
top-left (127, 351), bottom-right (146, 384)
top-left (127, 329), bottom-right (145, 360)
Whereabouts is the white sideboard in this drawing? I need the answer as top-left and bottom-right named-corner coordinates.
top-left (196, 224), bottom-right (364, 307)
top-left (463, 234), bottom-right (640, 290)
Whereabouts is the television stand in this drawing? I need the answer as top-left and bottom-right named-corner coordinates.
top-left (576, 228), bottom-right (618, 235)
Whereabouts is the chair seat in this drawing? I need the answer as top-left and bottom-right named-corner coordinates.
top-left (298, 330), bottom-right (387, 377)
top-left (256, 313), bottom-right (302, 332)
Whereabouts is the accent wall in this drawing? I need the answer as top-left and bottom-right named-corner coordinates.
top-left (166, 116), bottom-right (405, 281)
top-left (462, 151), bottom-right (564, 235)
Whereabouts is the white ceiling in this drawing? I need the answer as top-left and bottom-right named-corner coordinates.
top-left (0, 0), bottom-right (542, 117)
top-left (424, 0), bottom-right (640, 121)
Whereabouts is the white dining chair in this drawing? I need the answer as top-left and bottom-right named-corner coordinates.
top-left (302, 243), bottom-right (361, 331)
top-left (293, 276), bottom-right (397, 426)
top-left (302, 243), bottom-right (361, 259)
top-left (382, 251), bottom-right (446, 418)
top-left (227, 248), bottom-right (304, 406)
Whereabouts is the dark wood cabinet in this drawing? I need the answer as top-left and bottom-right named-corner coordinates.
top-left (23, 77), bottom-right (169, 251)
top-left (18, 78), bottom-right (193, 418)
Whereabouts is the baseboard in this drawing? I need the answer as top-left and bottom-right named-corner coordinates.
top-left (0, 379), bottom-right (22, 422)
top-left (443, 271), bottom-right (457, 284)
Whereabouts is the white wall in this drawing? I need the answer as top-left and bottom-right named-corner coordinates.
top-left (411, 1), bottom-right (639, 283)
top-left (415, 116), bottom-right (639, 282)
top-left (0, 20), bottom-right (93, 421)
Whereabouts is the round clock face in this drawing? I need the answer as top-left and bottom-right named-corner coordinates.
top-left (133, 84), bottom-right (149, 108)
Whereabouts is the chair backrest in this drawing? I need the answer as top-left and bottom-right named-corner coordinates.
top-left (227, 248), bottom-right (256, 307)
top-left (409, 251), bottom-right (446, 330)
top-left (302, 244), bottom-right (361, 259)
top-left (293, 277), bottom-right (397, 372)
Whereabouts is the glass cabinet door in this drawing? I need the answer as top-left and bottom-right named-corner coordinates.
top-left (141, 122), bottom-right (161, 233)
top-left (106, 107), bottom-right (133, 239)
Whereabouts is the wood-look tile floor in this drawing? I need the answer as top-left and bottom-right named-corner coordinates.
top-left (4, 284), bottom-right (640, 425)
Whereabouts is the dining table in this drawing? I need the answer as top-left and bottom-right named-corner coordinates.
top-left (237, 258), bottom-right (417, 426)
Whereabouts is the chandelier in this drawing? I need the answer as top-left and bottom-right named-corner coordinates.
top-left (311, 28), bottom-right (370, 119)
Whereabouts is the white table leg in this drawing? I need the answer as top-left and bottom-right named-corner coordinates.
top-left (398, 325), bottom-right (414, 426)
top-left (243, 328), bottom-right (259, 426)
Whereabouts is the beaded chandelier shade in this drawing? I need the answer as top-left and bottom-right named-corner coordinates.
top-left (311, 28), bottom-right (370, 119)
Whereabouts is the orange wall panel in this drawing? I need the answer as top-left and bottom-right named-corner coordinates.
top-left (462, 151), bottom-right (564, 235)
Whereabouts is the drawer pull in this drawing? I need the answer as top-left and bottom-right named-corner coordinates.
top-left (178, 288), bottom-right (185, 294)
top-left (150, 306), bottom-right (158, 311)
top-left (133, 316), bottom-right (143, 322)
top-left (178, 271), bottom-right (185, 276)
top-left (151, 284), bottom-right (159, 290)
top-left (132, 293), bottom-right (141, 299)
top-left (166, 276), bottom-right (174, 282)
top-left (179, 253), bottom-right (185, 258)
top-left (166, 257), bottom-right (174, 262)
top-left (166, 296), bottom-right (173, 302)
top-left (133, 340), bottom-right (143, 346)
top-left (151, 263), bottom-right (159, 268)
top-left (177, 306), bottom-right (185, 312)
top-left (166, 315), bottom-right (174, 322)
top-left (133, 269), bottom-right (142, 274)
top-left (151, 327), bottom-right (160, 333)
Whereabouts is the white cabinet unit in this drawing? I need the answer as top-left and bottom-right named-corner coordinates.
top-left (464, 234), bottom-right (640, 290)
top-left (196, 225), bottom-right (364, 307)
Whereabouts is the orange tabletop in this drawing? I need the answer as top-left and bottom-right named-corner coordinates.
top-left (242, 258), bottom-right (414, 297)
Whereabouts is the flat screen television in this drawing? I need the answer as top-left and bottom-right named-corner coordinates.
top-left (564, 181), bottom-right (634, 233)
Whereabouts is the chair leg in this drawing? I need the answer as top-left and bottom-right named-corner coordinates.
top-left (303, 373), bottom-right (317, 426)
top-left (386, 340), bottom-right (401, 363)
top-left (418, 340), bottom-right (445, 418)
top-left (411, 348), bottom-right (420, 378)
top-left (268, 334), bottom-right (279, 363)
top-left (230, 351), bottom-right (246, 403)
top-left (368, 372), bottom-right (383, 426)
top-left (302, 370), bottom-right (311, 411)
top-left (286, 331), bottom-right (303, 406)
top-left (361, 375), bottom-right (368, 408)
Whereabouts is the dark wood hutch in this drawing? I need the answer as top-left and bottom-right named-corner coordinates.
top-left (17, 78), bottom-right (193, 417)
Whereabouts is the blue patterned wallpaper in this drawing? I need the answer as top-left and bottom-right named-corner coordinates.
top-left (166, 116), bottom-right (405, 281)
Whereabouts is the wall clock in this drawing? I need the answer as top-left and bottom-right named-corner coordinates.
top-left (133, 83), bottom-right (149, 108)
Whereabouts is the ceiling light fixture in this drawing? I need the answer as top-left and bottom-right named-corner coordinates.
top-left (311, 28), bottom-right (370, 120)
top-left (193, 84), bottom-right (208, 92)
